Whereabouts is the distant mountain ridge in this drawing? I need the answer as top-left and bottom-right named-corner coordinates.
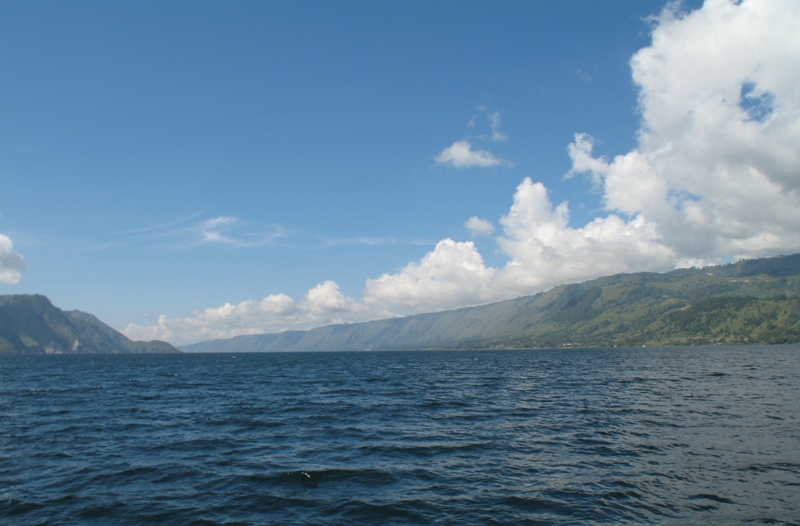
top-left (184, 254), bottom-right (800, 353)
top-left (0, 294), bottom-right (180, 354)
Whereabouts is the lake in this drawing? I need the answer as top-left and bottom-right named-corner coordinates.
top-left (2, 345), bottom-right (799, 524)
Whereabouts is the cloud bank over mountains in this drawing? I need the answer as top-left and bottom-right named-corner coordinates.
top-left (126, 281), bottom-right (392, 345)
top-left (121, 0), bottom-right (800, 345)
top-left (0, 234), bottom-right (25, 285)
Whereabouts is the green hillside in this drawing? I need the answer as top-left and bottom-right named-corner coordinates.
top-left (184, 254), bottom-right (800, 352)
top-left (0, 294), bottom-right (180, 354)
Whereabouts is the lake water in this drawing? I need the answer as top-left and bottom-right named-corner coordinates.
top-left (1, 346), bottom-right (799, 525)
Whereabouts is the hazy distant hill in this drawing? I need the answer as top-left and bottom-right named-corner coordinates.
top-left (184, 254), bottom-right (800, 352)
top-left (0, 294), bottom-right (180, 354)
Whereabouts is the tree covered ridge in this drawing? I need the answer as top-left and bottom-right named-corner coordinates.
top-left (0, 294), bottom-right (180, 354)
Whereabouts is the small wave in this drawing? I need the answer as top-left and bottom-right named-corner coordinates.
top-left (2, 346), bottom-right (798, 524)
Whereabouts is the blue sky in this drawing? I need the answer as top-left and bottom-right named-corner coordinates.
top-left (2, 0), bottom-right (799, 345)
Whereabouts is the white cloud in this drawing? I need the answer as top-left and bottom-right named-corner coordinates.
top-left (464, 216), bottom-right (495, 237)
top-left (434, 140), bottom-right (511, 169)
top-left (565, 132), bottom-right (608, 185)
top-left (0, 234), bottom-right (26, 284)
top-left (436, 107), bottom-right (511, 168)
top-left (364, 179), bottom-right (674, 312)
top-left (123, 280), bottom-right (392, 346)
top-left (364, 238), bottom-right (498, 311)
top-left (569, 0), bottom-right (800, 261)
top-left (304, 280), bottom-right (369, 317)
top-left (493, 178), bottom-right (674, 290)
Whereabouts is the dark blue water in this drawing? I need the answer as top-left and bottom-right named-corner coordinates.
top-left (2, 346), bottom-right (799, 525)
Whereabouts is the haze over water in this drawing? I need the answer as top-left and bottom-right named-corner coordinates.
top-left (2, 345), bottom-right (799, 524)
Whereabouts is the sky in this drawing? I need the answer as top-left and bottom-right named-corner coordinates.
top-left (2, 0), bottom-right (799, 346)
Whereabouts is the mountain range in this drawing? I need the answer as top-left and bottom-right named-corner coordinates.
top-left (0, 294), bottom-right (179, 354)
top-left (2, 254), bottom-right (798, 355)
top-left (184, 253), bottom-right (800, 352)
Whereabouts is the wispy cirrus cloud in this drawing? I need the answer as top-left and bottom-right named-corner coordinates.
top-left (319, 235), bottom-right (433, 248)
top-left (477, 107), bottom-right (508, 143)
top-left (575, 68), bottom-right (592, 82)
top-left (194, 216), bottom-right (286, 248)
top-left (127, 214), bottom-right (288, 249)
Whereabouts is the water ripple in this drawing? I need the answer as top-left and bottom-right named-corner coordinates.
top-left (1, 345), bottom-right (799, 524)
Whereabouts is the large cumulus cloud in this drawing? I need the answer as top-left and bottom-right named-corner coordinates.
top-left (572, 0), bottom-right (800, 261)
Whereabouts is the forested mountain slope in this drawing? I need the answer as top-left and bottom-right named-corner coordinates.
top-left (184, 254), bottom-right (800, 352)
top-left (0, 294), bottom-right (180, 354)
